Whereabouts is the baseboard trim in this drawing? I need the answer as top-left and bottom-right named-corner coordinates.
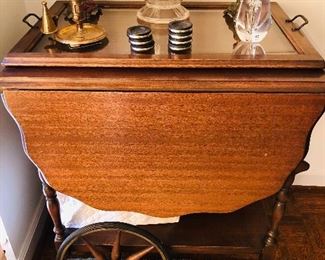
top-left (293, 174), bottom-right (325, 186)
top-left (292, 185), bottom-right (325, 192)
top-left (0, 216), bottom-right (16, 260)
top-left (18, 196), bottom-right (46, 260)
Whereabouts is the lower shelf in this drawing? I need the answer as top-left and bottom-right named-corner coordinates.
top-left (64, 198), bottom-right (270, 258)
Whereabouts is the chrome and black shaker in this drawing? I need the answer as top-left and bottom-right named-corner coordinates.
top-left (168, 20), bottom-right (192, 54)
top-left (127, 25), bottom-right (155, 54)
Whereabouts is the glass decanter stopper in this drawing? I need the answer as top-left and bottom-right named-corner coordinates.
top-left (235, 0), bottom-right (272, 43)
top-left (137, 0), bottom-right (189, 24)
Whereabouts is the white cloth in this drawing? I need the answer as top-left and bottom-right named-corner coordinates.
top-left (57, 192), bottom-right (179, 228)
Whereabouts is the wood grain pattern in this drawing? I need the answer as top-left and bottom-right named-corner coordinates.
top-left (1, 67), bottom-right (325, 93)
top-left (3, 91), bottom-right (324, 217)
top-left (3, 52), bottom-right (323, 69)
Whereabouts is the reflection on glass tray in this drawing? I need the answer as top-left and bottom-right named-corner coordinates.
top-left (34, 8), bottom-right (296, 56)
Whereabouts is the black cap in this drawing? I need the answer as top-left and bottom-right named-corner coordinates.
top-left (127, 25), bottom-right (155, 54)
top-left (168, 20), bottom-right (193, 34)
top-left (127, 25), bottom-right (152, 39)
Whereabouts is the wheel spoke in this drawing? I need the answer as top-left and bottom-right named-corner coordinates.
top-left (57, 223), bottom-right (167, 260)
top-left (126, 246), bottom-right (155, 260)
top-left (111, 230), bottom-right (121, 260)
top-left (81, 237), bottom-right (106, 260)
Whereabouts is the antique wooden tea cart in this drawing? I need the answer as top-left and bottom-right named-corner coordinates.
top-left (1, 1), bottom-right (325, 259)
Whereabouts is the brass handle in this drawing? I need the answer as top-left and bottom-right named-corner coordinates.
top-left (22, 13), bottom-right (41, 28)
top-left (286, 14), bottom-right (309, 31)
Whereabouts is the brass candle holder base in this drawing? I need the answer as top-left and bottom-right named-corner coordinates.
top-left (55, 23), bottom-right (106, 48)
top-left (41, 0), bottom-right (106, 48)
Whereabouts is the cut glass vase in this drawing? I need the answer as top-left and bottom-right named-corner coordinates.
top-left (137, 0), bottom-right (189, 24)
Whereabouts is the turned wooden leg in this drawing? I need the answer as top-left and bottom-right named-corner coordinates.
top-left (261, 161), bottom-right (309, 260)
top-left (38, 170), bottom-right (65, 248)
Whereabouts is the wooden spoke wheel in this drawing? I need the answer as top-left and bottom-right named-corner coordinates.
top-left (56, 222), bottom-right (169, 260)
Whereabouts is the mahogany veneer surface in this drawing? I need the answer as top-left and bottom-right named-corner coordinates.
top-left (4, 91), bottom-right (324, 217)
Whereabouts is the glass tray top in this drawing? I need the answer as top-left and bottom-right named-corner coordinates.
top-left (33, 8), bottom-right (295, 55)
top-left (3, 2), bottom-right (324, 69)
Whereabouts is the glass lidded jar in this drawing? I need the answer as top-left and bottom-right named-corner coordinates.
top-left (137, 0), bottom-right (189, 24)
top-left (235, 0), bottom-right (272, 43)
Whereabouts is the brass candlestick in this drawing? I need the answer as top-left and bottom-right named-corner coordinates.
top-left (41, 0), bottom-right (106, 48)
top-left (41, 1), bottom-right (58, 34)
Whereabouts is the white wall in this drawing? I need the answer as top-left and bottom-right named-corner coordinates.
top-left (0, 102), bottom-right (43, 259)
top-left (0, 0), bottom-right (324, 257)
top-left (24, 0), bottom-right (55, 15)
top-left (276, 0), bottom-right (325, 58)
top-left (0, 0), bottom-right (28, 58)
top-left (275, 0), bottom-right (325, 185)
top-left (0, 1), bottom-right (42, 259)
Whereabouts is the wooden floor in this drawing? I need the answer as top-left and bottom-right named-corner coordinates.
top-left (271, 186), bottom-right (325, 260)
top-left (33, 186), bottom-right (325, 260)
